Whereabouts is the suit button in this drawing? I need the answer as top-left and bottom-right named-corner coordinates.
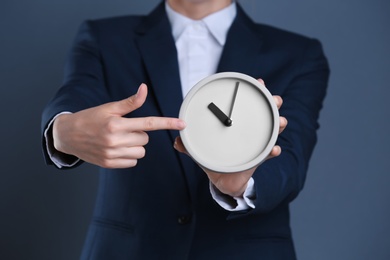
top-left (178, 215), bottom-right (191, 225)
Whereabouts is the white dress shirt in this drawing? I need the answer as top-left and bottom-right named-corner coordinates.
top-left (44, 1), bottom-right (256, 212)
top-left (165, 2), bottom-right (255, 211)
top-left (165, 2), bottom-right (234, 97)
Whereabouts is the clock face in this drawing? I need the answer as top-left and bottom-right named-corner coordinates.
top-left (179, 72), bottom-right (279, 173)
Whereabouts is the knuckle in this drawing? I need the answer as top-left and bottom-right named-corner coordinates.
top-left (105, 118), bottom-right (120, 134)
top-left (144, 117), bottom-right (156, 130)
top-left (124, 97), bottom-right (135, 108)
top-left (125, 95), bottom-right (142, 110)
top-left (166, 119), bottom-right (176, 129)
top-left (102, 149), bottom-right (115, 159)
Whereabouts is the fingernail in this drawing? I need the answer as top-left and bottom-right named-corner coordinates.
top-left (135, 84), bottom-right (142, 97)
top-left (137, 83), bottom-right (147, 97)
top-left (177, 120), bottom-right (186, 129)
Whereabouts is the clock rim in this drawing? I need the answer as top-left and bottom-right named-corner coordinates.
top-left (179, 72), bottom-right (279, 173)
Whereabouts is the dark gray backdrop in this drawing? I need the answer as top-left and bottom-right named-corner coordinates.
top-left (1, 0), bottom-right (389, 259)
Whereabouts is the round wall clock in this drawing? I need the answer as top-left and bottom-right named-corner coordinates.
top-left (179, 72), bottom-right (279, 173)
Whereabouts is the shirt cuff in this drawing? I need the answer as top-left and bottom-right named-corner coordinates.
top-left (209, 177), bottom-right (256, 211)
top-left (44, 112), bottom-right (80, 168)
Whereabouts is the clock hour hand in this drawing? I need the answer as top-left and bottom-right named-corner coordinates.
top-left (208, 102), bottom-right (232, 127)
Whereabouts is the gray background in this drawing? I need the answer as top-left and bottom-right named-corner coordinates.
top-left (1, 0), bottom-right (389, 259)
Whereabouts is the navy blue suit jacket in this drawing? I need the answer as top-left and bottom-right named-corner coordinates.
top-left (42, 2), bottom-right (329, 259)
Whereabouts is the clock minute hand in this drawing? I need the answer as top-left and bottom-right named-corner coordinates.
top-left (228, 81), bottom-right (240, 118)
top-left (208, 102), bottom-right (232, 127)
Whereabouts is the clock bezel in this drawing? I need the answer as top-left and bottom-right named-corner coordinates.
top-left (179, 72), bottom-right (279, 173)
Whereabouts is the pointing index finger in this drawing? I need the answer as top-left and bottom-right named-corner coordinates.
top-left (124, 117), bottom-right (186, 132)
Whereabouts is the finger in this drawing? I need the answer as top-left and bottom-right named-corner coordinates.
top-left (100, 158), bottom-right (139, 169)
top-left (173, 136), bottom-right (189, 155)
top-left (108, 131), bottom-right (149, 148)
top-left (117, 146), bottom-right (146, 160)
top-left (103, 146), bottom-right (147, 160)
top-left (110, 83), bottom-right (148, 116)
top-left (267, 145), bottom-right (282, 160)
top-left (279, 117), bottom-right (288, 134)
top-left (123, 116), bottom-right (186, 132)
top-left (257, 78), bottom-right (265, 85)
top-left (273, 95), bottom-right (283, 109)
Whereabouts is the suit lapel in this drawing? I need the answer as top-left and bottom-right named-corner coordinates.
top-left (135, 3), bottom-right (199, 200)
top-left (135, 3), bottom-right (183, 136)
top-left (217, 4), bottom-right (264, 77)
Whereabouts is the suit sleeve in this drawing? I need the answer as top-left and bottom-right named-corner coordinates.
top-left (229, 38), bottom-right (330, 218)
top-left (41, 21), bottom-right (110, 167)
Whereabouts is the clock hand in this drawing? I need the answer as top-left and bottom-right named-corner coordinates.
top-left (228, 81), bottom-right (240, 118)
top-left (208, 102), bottom-right (232, 127)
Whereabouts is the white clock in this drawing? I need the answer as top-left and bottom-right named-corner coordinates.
top-left (179, 72), bottom-right (279, 173)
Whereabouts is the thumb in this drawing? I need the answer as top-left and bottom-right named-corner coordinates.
top-left (174, 136), bottom-right (189, 155)
top-left (110, 83), bottom-right (148, 116)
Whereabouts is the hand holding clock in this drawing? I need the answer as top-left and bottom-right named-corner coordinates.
top-left (175, 79), bottom-right (287, 197)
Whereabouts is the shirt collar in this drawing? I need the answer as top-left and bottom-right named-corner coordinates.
top-left (165, 1), bottom-right (237, 46)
